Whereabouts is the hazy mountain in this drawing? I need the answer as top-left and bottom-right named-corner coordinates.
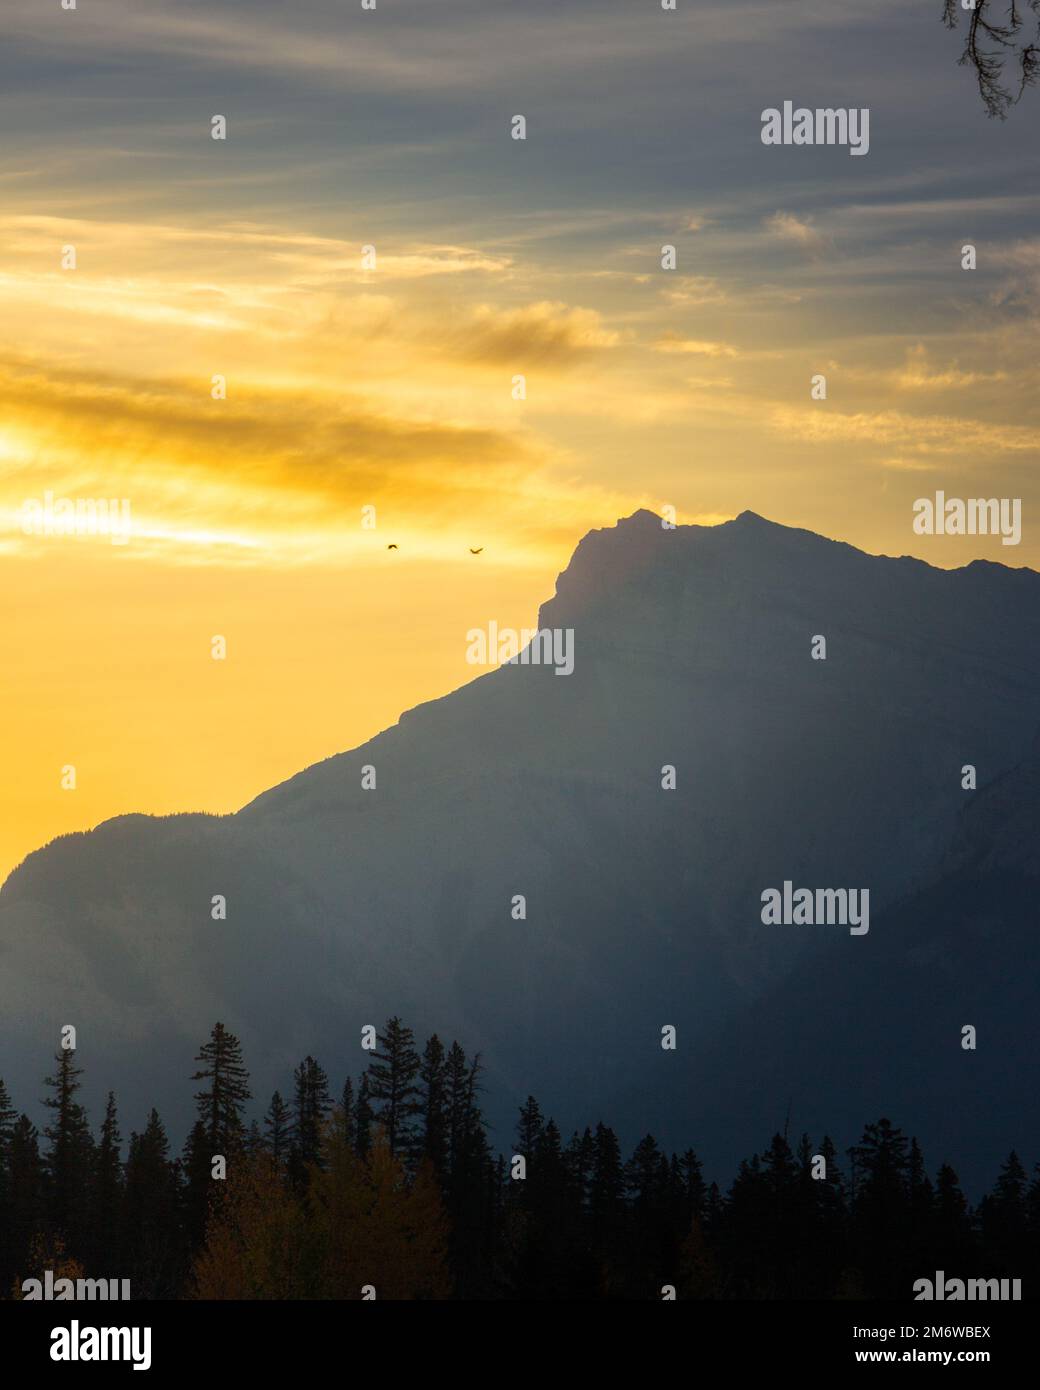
top-left (2, 510), bottom-right (1038, 1190)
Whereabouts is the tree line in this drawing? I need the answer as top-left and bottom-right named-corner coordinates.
top-left (1, 1017), bottom-right (1037, 1299)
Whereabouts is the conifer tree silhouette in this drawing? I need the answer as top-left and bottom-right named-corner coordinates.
top-left (0, 1031), bottom-right (1035, 1300)
top-left (263, 1092), bottom-right (292, 1168)
top-left (88, 1092), bottom-right (122, 1269)
top-left (419, 1035), bottom-right (448, 1180)
top-left (123, 1109), bottom-right (179, 1298)
top-left (191, 1022), bottom-right (252, 1156)
top-left (367, 1017), bottom-right (421, 1160)
top-left (41, 1048), bottom-right (93, 1256)
top-left (290, 1056), bottom-right (332, 1185)
top-left (3, 1114), bottom-right (44, 1291)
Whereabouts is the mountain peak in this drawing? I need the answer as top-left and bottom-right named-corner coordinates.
top-left (617, 507), bottom-right (663, 528)
top-left (541, 506), bottom-right (800, 626)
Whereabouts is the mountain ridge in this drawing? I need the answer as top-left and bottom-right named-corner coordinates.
top-left (5, 508), bottom-right (1038, 874)
top-left (2, 507), bottom-right (1037, 1191)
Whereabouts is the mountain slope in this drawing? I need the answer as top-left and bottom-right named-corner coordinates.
top-left (2, 510), bottom-right (1038, 1188)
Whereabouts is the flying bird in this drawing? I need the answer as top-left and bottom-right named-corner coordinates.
top-left (387, 543), bottom-right (398, 550)
top-left (469, 547), bottom-right (483, 554)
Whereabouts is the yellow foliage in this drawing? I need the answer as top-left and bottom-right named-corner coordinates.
top-left (191, 1129), bottom-right (452, 1300)
top-left (190, 1154), bottom-right (310, 1299)
top-left (311, 1130), bottom-right (451, 1299)
top-left (12, 1232), bottom-right (85, 1300)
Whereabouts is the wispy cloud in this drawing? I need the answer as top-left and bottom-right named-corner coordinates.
top-left (894, 345), bottom-right (1007, 392)
top-left (769, 403), bottom-right (1037, 456)
top-left (653, 334), bottom-right (739, 359)
top-left (764, 211), bottom-right (828, 258)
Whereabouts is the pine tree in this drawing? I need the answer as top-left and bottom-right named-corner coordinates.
top-left (41, 1047), bottom-right (94, 1255)
top-left (419, 1035), bottom-right (448, 1179)
top-left (88, 1093), bottom-right (122, 1268)
top-left (340, 1079), bottom-right (355, 1150)
top-left (536, 1119), bottom-right (566, 1192)
top-left (675, 1148), bottom-right (707, 1231)
top-left (848, 1118), bottom-right (910, 1296)
top-left (181, 1120), bottom-right (213, 1251)
top-left (581, 1123), bottom-right (622, 1295)
top-left (907, 1137), bottom-right (935, 1270)
top-left (934, 1163), bottom-right (974, 1270)
top-left (590, 1123), bottom-right (624, 1230)
top-left (2, 1115), bottom-right (43, 1292)
top-left (123, 1110), bottom-right (180, 1298)
top-left (366, 1017), bottom-right (421, 1159)
top-left (993, 1149), bottom-right (1028, 1209)
top-left (514, 1096), bottom-right (544, 1181)
top-left (0, 1078), bottom-right (16, 1167)
top-left (704, 1180), bottom-right (724, 1235)
top-left (442, 1045), bottom-right (492, 1296)
top-left (1026, 1163), bottom-right (1040, 1240)
top-left (979, 1150), bottom-right (1029, 1269)
top-left (11, 1026), bottom-right (1026, 1300)
top-left (626, 1133), bottom-right (669, 1211)
top-left (289, 1055), bottom-right (332, 1183)
top-left (722, 1153), bottom-right (772, 1296)
top-left (527, 1117), bottom-right (581, 1296)
top-left (0, 1077), bottom-right (18, 1245)
top-left (817, 1134), bottom-right (846, 1199)
top-left (263, 1092), bottom-right (292, 1168)
top-left (762, 1132), bottom-right (802, 1276)
top-left (355, 1073), bottom-right (373, 1158)
top-left (810, 1134), bottom-right (849, 1296)
top-left (908, 1138), bottom-right (933, 1207)
top-left (589, 1121), bottom-right (626, 1294)
top-left (564, 1127), bottom-right (595, 1214)
top-left (191, 1022), bottom-right (252, 1156)
top-left (445, 1042), bottom-right (475, 1182)
top-left (1024, 1164), bottom-right (1040, 1289)
top-left (762, 1132), bottom-right (798, 1198)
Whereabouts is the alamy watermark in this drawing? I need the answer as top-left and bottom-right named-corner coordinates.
top-left (20, 491), bottom-right (132, 545)
top-left (913, 1272), bottom-right (1021, 1301)
top-left (761, 101), bottom-right (870, 156)
top-left (913, 492), bottom-right (1021, 546)
top-left (466, 622), bottom-right (575, 676)
top-left (49, 1321), bottom-right (151, 1372)
top-left (761, 881), bottom-right (870, 936)
top-left (22, 1270), bottom-right (130, 1300)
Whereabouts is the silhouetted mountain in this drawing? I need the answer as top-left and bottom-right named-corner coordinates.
top-left (2, 510), bottom-right (1038, 1190)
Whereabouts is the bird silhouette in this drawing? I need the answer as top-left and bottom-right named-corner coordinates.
top-left (469, 547), bottom-right (483, 554)
top-left (387, 543), bottom-right (398, 550)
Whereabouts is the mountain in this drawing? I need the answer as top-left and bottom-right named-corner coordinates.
top-left (2, 509), bottom-right (1038, 1191)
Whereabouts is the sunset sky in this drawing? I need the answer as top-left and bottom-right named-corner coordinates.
top-left (2, 0), bottom-right (1039, 882)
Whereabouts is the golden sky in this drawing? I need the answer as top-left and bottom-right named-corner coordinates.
top-left (2, 0), bottom-right (1039, 883)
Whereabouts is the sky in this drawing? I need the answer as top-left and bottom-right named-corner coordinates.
top-left (2, 0), bottom-right (1039, 882)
